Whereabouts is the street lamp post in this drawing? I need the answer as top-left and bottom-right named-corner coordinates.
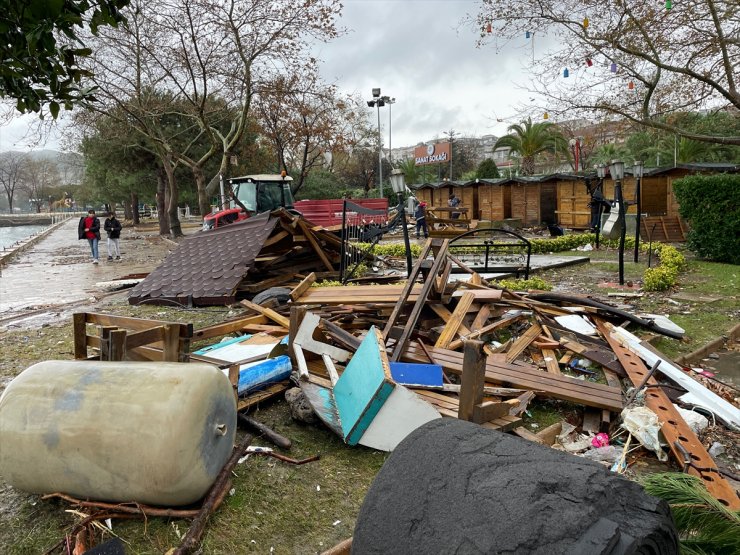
top-left (595, 164), bottom-right (606, 249)
top-left (633, 160), bottom-right (644, 263)
top-left (381, 96), bottom-right (395, 165)
top-left (367, 88), bottom-right (386, 198)
top-left (389, 169), bottom-right (413, 276)
top-left (610, 159), bottom-right (626, 285)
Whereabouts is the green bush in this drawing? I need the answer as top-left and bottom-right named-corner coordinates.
top-left (495, 276), bottom-right (553, 291)
top-left (643, 265), bottom-right (678, 292)
top-left (673, 173), bottom-right (740, 264)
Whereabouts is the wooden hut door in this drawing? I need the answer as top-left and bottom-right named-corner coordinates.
top-left (540, 183), bottom-right (557, 225)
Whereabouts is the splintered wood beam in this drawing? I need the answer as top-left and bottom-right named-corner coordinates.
top-left (541, 349), bottom-right (562, 374)
top-left (382, 240), bottom-right (434, 342)
top-left (240, 300), bottom-right (290, 330)
top-left (471, 304), bottom-right (491, 331)
top-left (297, 220), bottom-right (334, 271)
top-left (447, 314), bottom-right (525, 351)
top-left (434, 292), bottom-right (476, 349)
top-left (290, 272), bottom-right (316, 301)
top-left (505, 323), bottom-right (542, 363)
top-left (595, 318), bottom-right (740, 510)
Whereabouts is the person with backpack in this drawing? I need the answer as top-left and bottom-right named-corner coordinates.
top-left (78, 209), bottom-right (101, 264)
top-left (104, 212), bottom-right (123, 260)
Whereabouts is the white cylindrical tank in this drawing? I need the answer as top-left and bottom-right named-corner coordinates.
top-left (0, 360), bottom-right (236, 506)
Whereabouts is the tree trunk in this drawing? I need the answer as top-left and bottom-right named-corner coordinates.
top-left (156, 166), bottom-right (169, 236)
top-left (193, 165), bottom-right (210, 219)
top-left (162, 154), bottom-right (182, 237)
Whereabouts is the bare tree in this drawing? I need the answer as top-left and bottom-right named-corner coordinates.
top-left (79, 0), bottom-right (343, 235)
top-left (0, 151), bottom-right (28, 212)
top-left (20, 158), bottom-right (60, 213)
top-left (471, 0), bottom-right (740, 145)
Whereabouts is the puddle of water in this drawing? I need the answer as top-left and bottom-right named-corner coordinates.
top-left (704, 350), bottom-right (740, 386)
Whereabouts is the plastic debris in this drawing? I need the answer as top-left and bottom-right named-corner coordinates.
top-left (591, 433), bottom-right (610, 447)
top-left (674, 406), bottom-right (709, 434)
top-left (621, 406), bottom-right (667, 461)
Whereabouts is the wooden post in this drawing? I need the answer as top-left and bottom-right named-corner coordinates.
top-left (162, 324), bottom-right (180, 362)
top-left (73, 313), bottom-right (88, 359)
top-left (288, 306), bottom-right (307, 364)
top-left (458, 340), bottom-right (485, 422)
top-left (109, 329), bottom-right (127, 361)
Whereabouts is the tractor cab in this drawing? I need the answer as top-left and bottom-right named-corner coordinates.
top-left (202, 174), bottom-right (296, 231)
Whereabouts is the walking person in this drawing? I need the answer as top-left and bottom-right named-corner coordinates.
top-left (415, 201), bottom-right (429, 239)
top-left (104, 212), bottom-right (123, 260)
top-left (78, 209), bottom-right (101, 264)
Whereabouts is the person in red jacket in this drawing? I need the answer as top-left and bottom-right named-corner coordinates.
top-left (78, 209), bottom-right (101, 263)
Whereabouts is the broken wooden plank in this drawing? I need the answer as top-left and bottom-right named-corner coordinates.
top-left (458, 340), bottom-right (486, 423)
top-left (290, 272), bottom-right (316, 301)
top-left (505, 322), bottom-right (542, 363)
top-left (401, 343), bottom-right (624, 412)
top-left (434, 292), bottom-right (476, 349)
top-left (240, 299), bottom-right (290, 329)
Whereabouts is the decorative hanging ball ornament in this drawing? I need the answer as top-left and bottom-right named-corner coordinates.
top-left (543, 112), bottom-right (549, 120)
top-left (666, 0), bottom-right (672, 9)
top-left (487, 22), bottom-right (492, 33)
top-left (628, 81), bottom-right (635, 90)
top-left (583, 17), bottom-right (589, 28)
top-left (610, 62), bottom-right (617, 73)
top-left (526, 31), bottom-right (531, 38)
top-left (563, 68), bottom-right (570, 78)
top-left (586, 58), bottom-right (593, 67)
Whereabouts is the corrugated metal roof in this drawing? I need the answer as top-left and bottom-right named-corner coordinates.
top-left (128, 213), bottom-right (278, 307)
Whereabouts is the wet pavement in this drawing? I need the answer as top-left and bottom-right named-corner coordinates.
top-left (0, 219), bottom-right (183, 327)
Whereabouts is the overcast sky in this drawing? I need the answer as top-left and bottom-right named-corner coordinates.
top-left (0, 0), bottom-right (535, 152)
top-left (316, 0), bottom-right (531, 149)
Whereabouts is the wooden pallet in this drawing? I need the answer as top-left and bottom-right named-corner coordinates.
top-left (641, 216), bottom-right (687, 242)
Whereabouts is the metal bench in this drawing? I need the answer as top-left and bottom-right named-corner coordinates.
top-left (449, 227), bottom-right (531, 279)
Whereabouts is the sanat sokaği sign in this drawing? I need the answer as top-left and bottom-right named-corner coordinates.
top-left (414, 142), bottom-right (451, 166)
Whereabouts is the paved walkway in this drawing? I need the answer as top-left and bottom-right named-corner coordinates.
top-left (0, 219), bottom-right (178, 326)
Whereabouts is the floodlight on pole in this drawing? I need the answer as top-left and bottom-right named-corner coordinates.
top-left (389, 169), bottom-right (413, 276)
top-left (367, 88), bottom-right (387, 198)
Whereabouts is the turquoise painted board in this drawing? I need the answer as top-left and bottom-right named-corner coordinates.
top-left (333, 327), bottom-right (394, 445)
top-left (389, 362), bottom-right (443, 387)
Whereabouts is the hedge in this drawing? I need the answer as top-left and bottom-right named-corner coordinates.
top-left (673, 173), bottom-right (740, 264)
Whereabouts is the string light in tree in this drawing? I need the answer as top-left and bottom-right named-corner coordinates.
top-left (526, 31), bottom-right (531, 38)
top-left (610, 62), bottom-right (617, 73)
top-left (583, 17), bottom-right (589, 28)
top-left (543, 112), bottom-right (549, 120)
top-left (563, 68), bottom-right (570, 77)
top-left (586, 58), bottom-right (593, 67)
top-left (666, 0), bottom-right (672, 9)
top-left (628, 81), bottom-right (635, 90)
top-left (487, 22), bottom-right (492, 33)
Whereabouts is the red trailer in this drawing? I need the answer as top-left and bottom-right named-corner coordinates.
top-left (293, 198), bottom-right (389, 229)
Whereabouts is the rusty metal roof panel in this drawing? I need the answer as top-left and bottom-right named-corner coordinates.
top-left (128, 214), bottom-right (279, 306)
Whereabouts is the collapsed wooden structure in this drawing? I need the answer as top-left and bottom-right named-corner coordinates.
top-left (73, 237), bottom-right (740, 510)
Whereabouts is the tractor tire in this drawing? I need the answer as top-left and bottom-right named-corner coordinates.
top-left (251, 287), bottom-right (292, 306)
top-left (353, 418), bottom-right (678, 555)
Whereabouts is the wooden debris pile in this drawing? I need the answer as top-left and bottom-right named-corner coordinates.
top-left (73, 238), bottom-right (740, 510)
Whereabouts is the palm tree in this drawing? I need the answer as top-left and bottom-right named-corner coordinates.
top-left (493, 117), bottom-right (568, 175)
top-left (397, 158), bottom-right (422, 185)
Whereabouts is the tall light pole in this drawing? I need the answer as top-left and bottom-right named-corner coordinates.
top-left (367, 88), bottom-right (386, 198)
top-left (610, 159), bottom-right (626, 285)
top-left (633, 160), bottom-right (644, 263)
top-left (382, 96), bottom-right (396, 165)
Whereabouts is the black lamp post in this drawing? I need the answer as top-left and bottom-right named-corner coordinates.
top-left (367, 88), bottom-right (386, 198)
top-left (633, 160), bottom-right (644, 263)
top-left (389, 169), bottom-right (413, 276)
top-left (595, 164), bottom-right (606, 249)
top-left (610, 159), bottom-right (626, 285)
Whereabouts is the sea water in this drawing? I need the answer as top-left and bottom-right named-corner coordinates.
top-left (0, 225), bottom-right (47, 250)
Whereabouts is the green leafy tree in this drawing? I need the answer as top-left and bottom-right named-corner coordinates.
top-left (0, 0), bottom-right (129, 116)
top-left (476, 158), bottom-right (500, 179)
top-left (396, 158), bottom-right (422, 186)
top-left (493, 117), bottom-right (568, 175)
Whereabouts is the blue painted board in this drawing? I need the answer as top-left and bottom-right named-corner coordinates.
top-left (237, 355), bottom-right (292, 396)
top-left (389, 362), bottom-right (443, 387)
top-left (333, 326), bottom-right (394, 445)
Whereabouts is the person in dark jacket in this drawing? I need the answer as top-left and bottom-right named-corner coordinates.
top-left (104, 212), bottom-right (123, 260)
top-left (414, 201), bottom-right (429, 239)
top-left (78, 209), bottom-right (101, 263)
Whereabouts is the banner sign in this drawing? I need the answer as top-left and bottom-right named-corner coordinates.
top-left (414, 142), bottom-right (451, 166)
